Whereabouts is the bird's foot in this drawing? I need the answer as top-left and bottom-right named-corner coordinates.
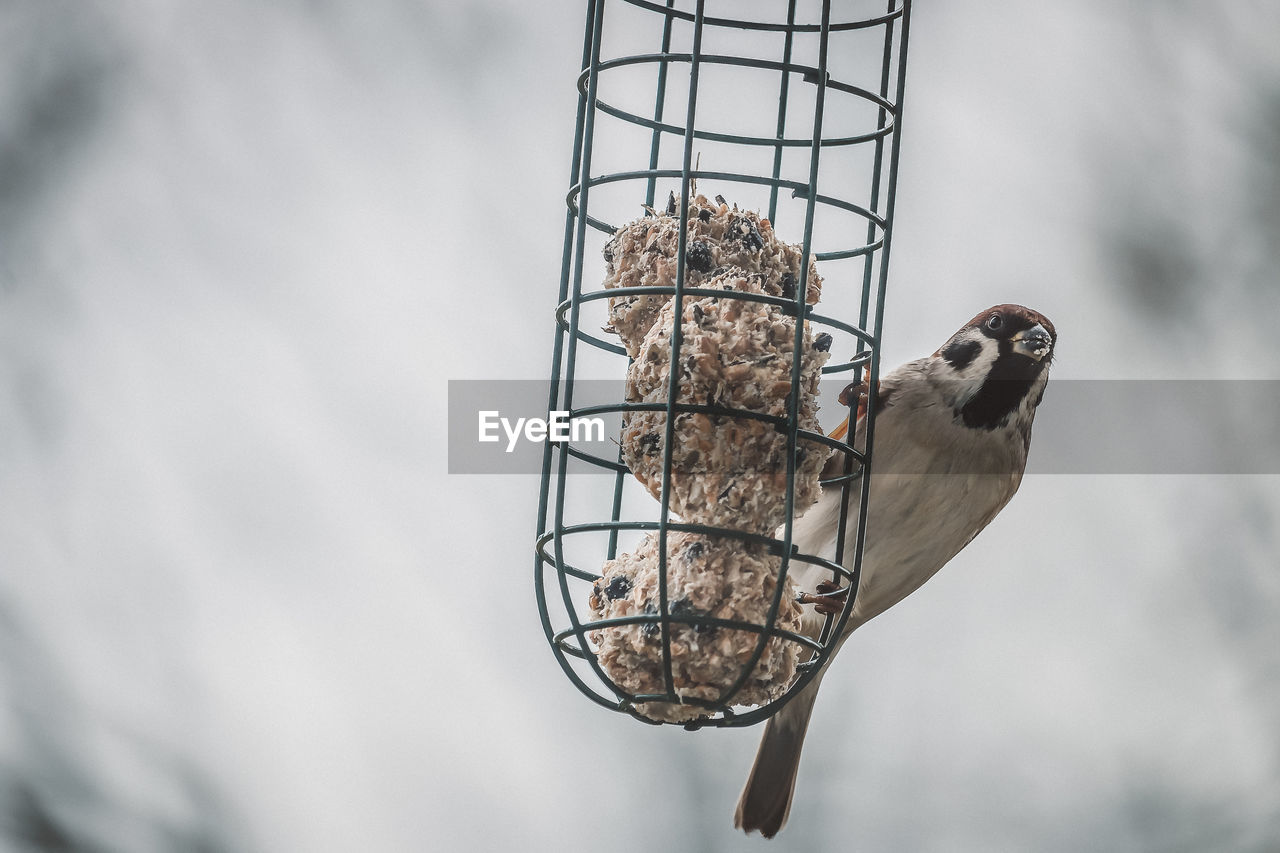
top-left (797, 581), bottom-right (848, 616)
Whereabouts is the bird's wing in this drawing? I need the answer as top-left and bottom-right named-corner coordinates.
top-left (820, 374), bottom-right (896, 480)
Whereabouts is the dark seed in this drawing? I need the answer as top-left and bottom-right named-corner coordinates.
top-left (730, 217), bottom-right (765, 251)
top-left (666, 191), bottom-right (677, 216)
top-left (698, 208), bottom-right (712, 222)
top-left (671, 597), bottom-right (717, 636)
top-left (718, 483), bottom-right (733, 501)
top-left (639, 433), bottom-right (661, 455)
top-left (684, 541), bottom-right (705, 560)
top-left (715, 194), bottom-right (728, 206)
top-left (813, 332), bottom-right (833, 352)
top-left (641, 604), bottom-right (660, 639)
top-left (686, 240), bottom-right (715, 273)
top-left (603, 575), bottom-right (632, 600)
top-left (603, 242), bottom-right (615, 264)
top-left (692, 304), bottom-right (704, 324)
top-left (779, 272), bottom-right (797, 300)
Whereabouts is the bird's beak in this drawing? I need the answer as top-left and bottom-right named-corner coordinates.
top-left (1011, 324), bottom-right (1052, 361)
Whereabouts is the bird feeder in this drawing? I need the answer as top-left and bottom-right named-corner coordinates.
top-left (534, 0), bottom-right (912, 728)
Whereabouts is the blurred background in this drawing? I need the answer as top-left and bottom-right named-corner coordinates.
top-left (1, 1), bottom-right (1278, 851)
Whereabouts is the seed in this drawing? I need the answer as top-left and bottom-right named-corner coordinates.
top-left (686, 240), bottom-right (715, 273)
top-left (780, 272), bottom-right (797, 300)
top-left (602, 575), bottom-right (632, 600)
top-left (730, 216), bottom-right (765, 251)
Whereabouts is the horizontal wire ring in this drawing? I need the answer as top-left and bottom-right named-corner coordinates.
top-left (617, 0), bottom-right (904, 34)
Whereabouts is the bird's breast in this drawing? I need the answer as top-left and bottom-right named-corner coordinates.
top-left (786, 404), bottom-right (1025, 631)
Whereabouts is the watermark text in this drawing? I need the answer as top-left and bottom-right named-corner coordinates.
top-left (478, 410), bottom-right (606, 453)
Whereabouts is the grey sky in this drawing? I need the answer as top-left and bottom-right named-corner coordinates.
top-left (1, 2), bottom-right (1277, 851)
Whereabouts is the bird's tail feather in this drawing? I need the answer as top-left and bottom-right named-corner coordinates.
top-left (733, 675), bottom-right (823, 838)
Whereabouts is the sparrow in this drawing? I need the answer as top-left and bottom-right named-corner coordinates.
top-left (734, 304), bottom-right (1056, 837)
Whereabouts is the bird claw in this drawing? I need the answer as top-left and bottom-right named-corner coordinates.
top-left (797, 581), bottom-right (848, 616)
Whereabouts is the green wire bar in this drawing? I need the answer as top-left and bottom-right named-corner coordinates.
top-left (535, 0), bottom-right (912, 728)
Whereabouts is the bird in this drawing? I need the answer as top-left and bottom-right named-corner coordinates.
top-left (734, 303), bottom-right (1056, 837)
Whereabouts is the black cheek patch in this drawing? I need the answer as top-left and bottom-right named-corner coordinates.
top-left (941, 339), bottom-right (981, 370)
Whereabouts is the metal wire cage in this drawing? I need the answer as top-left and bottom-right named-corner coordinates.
top-left (534, 0), bottom-right (911, 728)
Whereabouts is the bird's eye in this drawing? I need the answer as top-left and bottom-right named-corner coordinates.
top-left (985, 314), bottom-right (1003, 331)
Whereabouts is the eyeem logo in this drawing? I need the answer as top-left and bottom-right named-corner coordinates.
top-left (478, 410), bottom-right (606, 453)
top-left (449, 380), bottom-right (622, 474)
